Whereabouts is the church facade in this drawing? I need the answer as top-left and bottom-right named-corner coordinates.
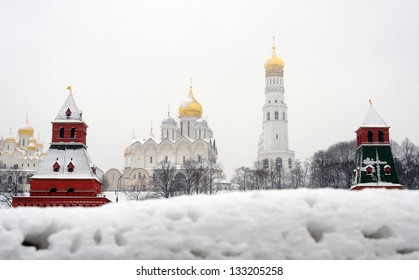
top-left (0, 117), bottom-right (45, 190)
top-left (104, 85), bottom-right (218, 191)
top-left (257, 40), bottom-right (295, 173)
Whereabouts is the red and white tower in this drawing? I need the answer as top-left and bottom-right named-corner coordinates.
top-left (13, 87), bottom-right (111, 207)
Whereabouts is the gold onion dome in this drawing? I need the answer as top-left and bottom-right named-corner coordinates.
top-left (265, 41), bottom-right (284, 69)
top-left (28, 142), bottom-right (37, 150)
top-left (124, 146), bottom-right (132, 156)
top-left (178, 86), bottom-right (203, 118)
top-left (18, 118), bottom-right (34, 136)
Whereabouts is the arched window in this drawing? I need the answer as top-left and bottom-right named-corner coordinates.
top-left (367, 131), bottom-right (373, 142)
top-left (267, 112), bottom-right (270, 121)
top-left (275, 157), bottom-right (282, 168)
top-left (59, 128), bottom-right (65, 139)
top-left (49, 187), bottom-right (57, 193)
top-left (283, 112), bottom-right (286, 120)
top-left (384, 165), bottom-right (391, 175)
top-left (378, 131), bottom-right (384, 142)
top-left (67, 188), bottom-right (74, 192)
top-left (70, 128), bottom-right (76, 139)
top-left (275, 111), bottom-right (279, 120)
top-left (288, 158), bottom-right (292, 169)
top-left (263, 158), bottom-right (269, 169)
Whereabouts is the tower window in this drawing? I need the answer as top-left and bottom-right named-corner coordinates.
top-left (59, 128), bottom-right (65, 139)
top-left (22, 139), bottom-right (25, 146)
top-left (275, 100), bottom-right (277, 103)
top-left (378, 131), bottom-right (384, 142)
top-left (276, 134), bottom-right (278, 140)
top-left (288, 158), bottom-right (292, 169)
top-left (67, 161), bottom-right (75, 172)
top-left (367, 131), bottom-right (373, 142)
top-left (65, 108), bottom-right (72, 117)
top-left (49, 187), bottom-right (57, 193)
top-left (267, 112), bottom-right (270, 121)
top-left (283, 112), bottom-right (286, 120)
top-left (53, 161), bottom-right (60, 172)
top-left (70, 128), bottom-right (76, 139)
top-left (384, 165), bottom-right (391, 175)
top-left (275, 111), bottom-right (279, 120)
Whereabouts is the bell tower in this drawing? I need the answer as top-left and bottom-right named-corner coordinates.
top-left (257, 37), bottom-right (295, 172)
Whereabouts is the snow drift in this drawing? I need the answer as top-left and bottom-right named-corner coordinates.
top-left (0, 189), bottom-right (418, 259)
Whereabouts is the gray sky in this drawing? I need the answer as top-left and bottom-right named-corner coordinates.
top-left (1, 0), bottom-right (418, 179)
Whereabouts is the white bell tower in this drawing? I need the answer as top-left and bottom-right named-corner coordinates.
top-left (257, 37), bottom-right (295, 172)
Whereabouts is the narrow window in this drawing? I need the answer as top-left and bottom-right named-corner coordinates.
top-left (283, 112), bottom-right (286, 120)
top-left (276, 157), bottom-right (282, 168)
top-left (70, 128), bottom-right (76, 139)
top-left (367, 131), bottom-right (373, 142)
top-left (59, 128), bottom-right (65, 139)
top-left (22, 139), bottom-right (25, 146)
top-left (384, 165), bottom-right (391, 175)
top-left (150, 157), bottom-right (153, 163)
top-left (165, 155), bottom-right (168, 162)
top-left (288, 158), bottom-right (292, 169)
top-left (267, 112), bottom-right (270, 121)
top-left (378, 131), bottom-right (384, 142)
top-left (275, 111), bottom-right (279, 120)
top-left (366, 165), bottom-right (373, 175)
top-left (183, 156), bottom-right (186, 163)
top-left (276, 134), bottom-right (278, 140)
top-left (263, 158), bottom-right (269, 169)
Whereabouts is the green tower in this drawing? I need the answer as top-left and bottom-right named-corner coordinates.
top-left (350, 102), bottom-right (403, 190)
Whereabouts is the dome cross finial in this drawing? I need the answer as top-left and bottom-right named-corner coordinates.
top-left (272, 35), bottom-right (277, 56)
top-left (369, 98), bottom-right (372, 105)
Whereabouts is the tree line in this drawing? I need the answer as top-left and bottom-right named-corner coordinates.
top-left (231, 138), bottom-right (419, 190)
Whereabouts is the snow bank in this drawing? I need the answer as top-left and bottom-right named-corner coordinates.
top-left (0, 189), bottom-right (418, 259)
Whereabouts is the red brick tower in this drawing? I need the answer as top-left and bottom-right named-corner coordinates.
top-left (12, 88), bottom-right (111, 207)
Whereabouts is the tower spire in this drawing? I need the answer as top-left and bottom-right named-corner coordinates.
top-left (150, 121), bottom-right (155, 138)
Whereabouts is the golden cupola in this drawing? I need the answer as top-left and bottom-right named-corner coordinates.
top-left (18, 116), bottom-right (34, 136)
top-left (265, 38), bottom-right (284, 70)
top-left (178, 85), bottom-right (203, 118)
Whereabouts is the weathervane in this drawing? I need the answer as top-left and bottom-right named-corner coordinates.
top-left (67, 85), bottom-right (72, 94)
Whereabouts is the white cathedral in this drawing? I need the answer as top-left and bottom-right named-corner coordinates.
top-left (104, 85), bottom-right (218, 190)
top-left (257, 41), bottom-right (295, 172)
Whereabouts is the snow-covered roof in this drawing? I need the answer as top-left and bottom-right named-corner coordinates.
top-left (54, 92), bottom-right (82, 121)
top-left (362, 104), bottom-right (388, 127)
top-left (32, 147), bottom-right (100, 181)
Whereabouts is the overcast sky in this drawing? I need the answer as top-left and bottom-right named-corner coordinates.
top-left (1, 0), bottom-right (418, 179)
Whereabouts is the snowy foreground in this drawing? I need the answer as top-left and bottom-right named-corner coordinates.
top-left (0, 189), bottom-right (418, 260)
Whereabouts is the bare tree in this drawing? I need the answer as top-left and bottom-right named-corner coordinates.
top-left (232, 166), bottom-right (253, 191)
top-left (152, 160), bottom-right (177, 198)
top-left (0, 169), bottom-right (27, 208)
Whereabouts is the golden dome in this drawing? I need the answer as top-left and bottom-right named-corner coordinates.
top-left (28, 143), bottom-right (37, 150)
top-left (5, 128), bottom-right (16, 143)
top-left (178, 86), bottom-right (203, 118)
top-left (29, 137), bottom-right (37, 144)
top-left (18, 116), bottom-right (34, 136)
top-left (265, 39), bottom-right (284, 69)
top-left (124, 146), bottom-right (132, 156)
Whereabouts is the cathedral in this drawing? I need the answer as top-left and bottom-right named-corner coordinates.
top-left (104, 84), bottom-right (218, 190)
top-left (257, 40), bottom-right (295, 172)
top-left (0, 117), bottom-right (45, 189)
